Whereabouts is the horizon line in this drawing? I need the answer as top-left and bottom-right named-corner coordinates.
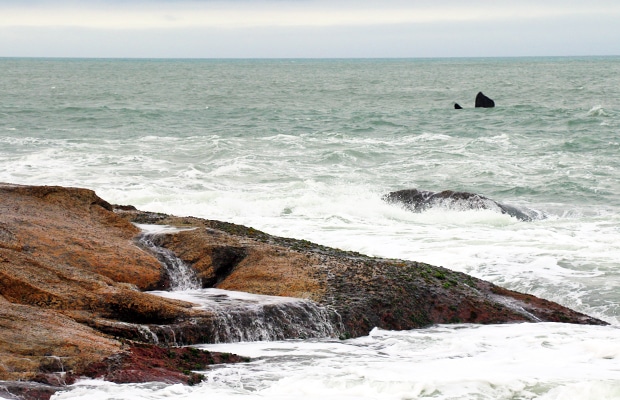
top-left (1, 54), bottom-right (619, 61)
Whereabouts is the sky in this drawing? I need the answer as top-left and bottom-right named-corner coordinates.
top-left (1, 0), bottom-right (619, 58)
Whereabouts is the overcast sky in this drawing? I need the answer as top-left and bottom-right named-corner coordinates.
top-left (1, 0), bottom-right (619, 58)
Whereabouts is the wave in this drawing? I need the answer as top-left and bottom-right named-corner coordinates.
top-left (586, 105), bottom-right (609, 117)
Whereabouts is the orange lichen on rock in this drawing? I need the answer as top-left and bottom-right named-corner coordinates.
top-left (217, 249), bottom-right (325, 300)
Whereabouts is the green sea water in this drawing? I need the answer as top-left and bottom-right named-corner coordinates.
top-left (2, 57), bottom-right (619, 209)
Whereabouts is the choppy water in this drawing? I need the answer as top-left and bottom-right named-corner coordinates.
top-left (1, 57), bottom-right (619, 399)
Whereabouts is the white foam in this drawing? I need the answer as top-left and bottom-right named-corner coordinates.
top-left (586, 105), bottom-right (609, 117)
top-left (150, 288), bottom-right (311, 308)
top-left (52, 324), bottom-right (620, 400)
top-left (134, 224), bottom-right (196, 235)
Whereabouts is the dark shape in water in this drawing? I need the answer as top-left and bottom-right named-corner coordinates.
top-left (475, 91), bottom-right (495, 108)
top-left (454, 92), bottom-right (494, 109)
top-left (383, 189), bottom-right (544, 221)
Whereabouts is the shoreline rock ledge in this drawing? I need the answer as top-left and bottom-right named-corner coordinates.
top-left (0, 183), bottom-right (607, 398)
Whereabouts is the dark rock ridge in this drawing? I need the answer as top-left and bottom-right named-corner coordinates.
top-left (0, 183), bottom-right (606, 398)
top-left (383, 188), bottom-right (544, 221)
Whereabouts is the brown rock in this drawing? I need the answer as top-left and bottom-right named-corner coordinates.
top-left (150, 223), bottom-right (325, 299)
top-left (0, 183), bottom-right (164, 290)
top-left (0, 184), bottom-right (202, 384)
top-left (0, 297), bottom-right (119, 382)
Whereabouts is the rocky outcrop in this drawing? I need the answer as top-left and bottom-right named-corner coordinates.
top-left (383, 188), bottom-right (544, 221)
top-left (131, 213), bottom-right (602, 338)
top-left (0, 184), bottom-right (243, 397)
top-left (0, 183), bottom-right (606, 396)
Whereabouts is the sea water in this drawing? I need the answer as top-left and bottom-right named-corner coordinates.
top-left (1, 57), bottom-right (619, 399)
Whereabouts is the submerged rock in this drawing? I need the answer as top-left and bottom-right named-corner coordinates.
top-left (0, 183), bottom-right (605, 392)
top-left (383, 188), bottom-right (544, 221)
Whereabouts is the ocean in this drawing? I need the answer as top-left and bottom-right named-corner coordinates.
top-left (1, 57), bottom-right (619, 399)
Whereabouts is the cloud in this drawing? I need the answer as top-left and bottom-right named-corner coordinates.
top-left (1, 0), bottom-right (619, 57)
top-left (3, 1), bottom-right (620, 30)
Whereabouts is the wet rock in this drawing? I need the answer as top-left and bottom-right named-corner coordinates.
top-left (383, 188), bottom-right (544, 221)
top-left (453, 92), bottom-right (494, 109)
top-left (79, 343), bottom-right (248, 386)
top-left (118, 209), bottom-right (605, 340)
top-left (143, 230), bottom-right (248, 288)
top-left (0, 381), bottom-right (61, 400)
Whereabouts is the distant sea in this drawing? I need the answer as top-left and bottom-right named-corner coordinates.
top-left (1, 57), bottom-right (619, 399)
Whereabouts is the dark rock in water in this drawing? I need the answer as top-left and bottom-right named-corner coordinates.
top-left (0, 381), bottom-right (61, 400)
top-left (475, 91), bottom-right (495, 108)
top-left (454, 92), bottom-right (493, 109)
top-left (79, 343), bottom-right (247, 386)
top-left (383, 188), bottom-right (543, 221)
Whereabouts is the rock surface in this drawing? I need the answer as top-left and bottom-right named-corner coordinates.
top-left (0, 183), bottom-right (607, 397)
top-left (133, 212), bottom-right (602, 338)
top-left (0, 184), bottom-right (241, 398)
